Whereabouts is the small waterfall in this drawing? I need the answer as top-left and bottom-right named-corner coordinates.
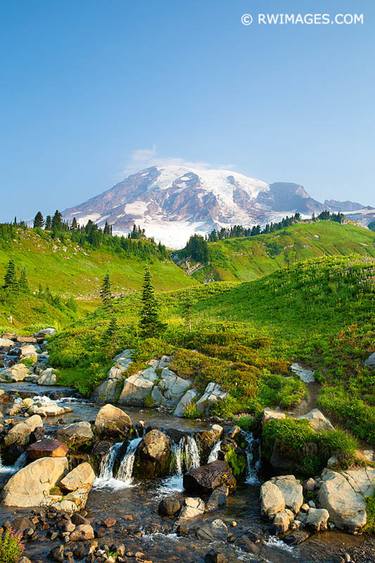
top-left (0, 452), bottom-right (27, 475)
top-left (207, 440), bottom-right (221, 463)
top-left (117, 437), bottom-right (142, 486)
top-left (184, 435), bottom-right (200, 470)
top-left (94, 442), bottom-right (124, 489)
top-left (171, 438), bottom-right (184, 475)
top-left (244, 432), bottom-right (259, 485)
top-left (99, 442), bottom-right (122, 480)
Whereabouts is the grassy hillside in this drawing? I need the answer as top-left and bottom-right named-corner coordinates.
top-left (0, 227), bottom-right (195, 310)
top-left (190, 221), bottom-right (375, 282)
top-left (49, 255), bottom-right (375, 446)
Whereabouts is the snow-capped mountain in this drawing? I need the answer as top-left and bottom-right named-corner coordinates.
top-left (63, 166), bottom-right (372, 248)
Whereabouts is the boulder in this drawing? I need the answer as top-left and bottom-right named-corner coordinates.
top-left (298, 409), bottom-right (334, 432)
top-left (183, 460), bottom-right (236, 495)
top-left (271, 475), bottom-right (304, 514)
top-left (0, 337), bottom-right (14, 348)
top-left (3, 457), bottom-right (68, 507)
top-left (306, 508), bottom-right (329, 531)
top-left (364, 352), bottom-right (375, 368)
top-left (273, 510), bottom-right (293, 533)
top-left (27, 438), bottom-right (68, 460)
top-left (92, 368), bottom-right (124, 404)
top-left (1, 363), bottom-right (30, 382)
top-left (341, 467), bottom-right (375, 497)
top-left (57, 421), bottom-right (94, 448)
top-left (260, 481), bottom-right (285, 518)
top-left (196, 519), bottom-right (228, 541)
top-left (60, 462), bottom-right (95, 492)
top-left (197, 425), bottom-right (223, 458)
top-left (34, 328), bottom-right (56, 338)
top-left (113, 349), bottom-right (133, 370)
top-left (263, 408), bottom-right (286, 424)
top-left (17, 336), bottom-right (37, 344)
top-left (119, 367), bottom-right (158, 406)
top-left (206, 486), bottom-right (228, 512)
top-left (318, 469), bottom-right (369, 532)
top-left (92, 351), bottom-right (133, 403)
top-left (20, 344), bottom-right (38, 363)
top-left (69, 524), bottom-right (95, 542)
top-left (151, 368), bottom-right (191, 408)
top-left (4, 414), bottom-right (43, 446)
top-left (158, 495), bottom-right (183, 517)
top-left (27, 396), bottom-right (70, 417)
top-left (178, 497), bottom-right (206, 520)
top-left (136, 429), bottom-right (171, 477)
top-left (174, 389), bottom-right (198, 417)
top-left (38, 368), bottom-right (57, 386)
top-left (290, 363), bottom-right (315, 383)
top-left (94, 404), bottom-right (132, 438)
top-left (196, 382), bottom-right (227, 414)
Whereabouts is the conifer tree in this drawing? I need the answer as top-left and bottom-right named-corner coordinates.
top-left (71, 217), bottom-right (78, 230)
top-left (51, 210), bottom-right (63, 231)
top-left (139, 268), bottom-right (164, 338)
top-left (3, 259), bottom-right (17, 289)
top-left (18, 268), bottom-right (29, 293)
top-left (33, 211), bottom-right (44, 228)
top-left (100, 274), bottom-right (112, 310)
top-left (45, 215), bottom-right (52, 230)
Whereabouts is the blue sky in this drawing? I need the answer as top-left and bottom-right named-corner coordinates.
top-left (0, 0), bottom-right (374, 221)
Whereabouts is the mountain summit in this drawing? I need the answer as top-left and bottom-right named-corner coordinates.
top-left (63, 165), bottom-right (371, 247)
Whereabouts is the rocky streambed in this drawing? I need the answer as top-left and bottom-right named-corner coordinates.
top-left (0, 334), bottom-right (374, 562)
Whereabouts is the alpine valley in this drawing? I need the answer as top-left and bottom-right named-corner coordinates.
top-left (0, 181), bottom-right (374, 562)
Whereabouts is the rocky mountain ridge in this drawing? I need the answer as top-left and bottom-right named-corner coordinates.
top-left (63, 165), bottom-right (374, 247)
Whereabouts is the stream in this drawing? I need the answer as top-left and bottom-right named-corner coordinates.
top-left (0, 382), bottom-right (373, 562)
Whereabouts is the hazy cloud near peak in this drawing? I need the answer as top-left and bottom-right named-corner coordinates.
top-left (121, 147), bottom-right (234, 177)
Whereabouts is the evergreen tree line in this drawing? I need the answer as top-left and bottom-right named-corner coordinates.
top-left (207, 213), bottom-right (302, 242)
top-left (182, 211), bottom-right (346, 264)
top-left (0, 211), bottom-right (168, 260)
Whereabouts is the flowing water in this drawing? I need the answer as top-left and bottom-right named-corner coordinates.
top-left (244, 431), bottom-right (260, 485)
top-left (0, 381), bottom-right (373, 562)
top-left (207, 439), bottom-right (221, 463)
top-left (94, 442), bottom-right (123, 489)
top-left (0, 452), bottom-right (26, 475)
top-left (184, 434), bottom-right (200, 470)
top-left (117, 437), bottom-right (142, 486)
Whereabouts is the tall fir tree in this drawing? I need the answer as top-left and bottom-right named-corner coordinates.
top-left (33, 211), bottom-right (44, 228)
top-left (45, 215), bottom-right (52, 230)
top-left (18, 268), bottom-right (29, 293)
top-left (3, 259), bottom-right (17, 289)
top-left (51, 210), bottom-right (63, 231)
top-left (71, 217), bottom-right (78, 230)
top-left (100, 274), bottom-right (112, 310)
top-left (139, 268), bottom-right (164, 338)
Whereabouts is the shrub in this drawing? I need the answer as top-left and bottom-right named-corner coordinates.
top-left (225, 446), bottom-right (246, 477)
top-left (365, 492), bottom-right (375, 534)
top-left (184, 402), bottom-right (199, 419)
top-left (262, 417), bottom-right (359, 476)
top-left (318, 429), bottom-right (358, 468)
top-left (0, 529), bottom-right (24, 563)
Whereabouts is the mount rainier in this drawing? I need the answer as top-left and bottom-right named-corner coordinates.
top-left (63, 165), bottom-right (373, 248)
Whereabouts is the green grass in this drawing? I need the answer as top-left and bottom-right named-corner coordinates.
top-left (0, 227), bottom-right (196, 329)
top-left (191, 221), bottom-right (375, 282)
top-left (262, 418), bottom-right (358, 475)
